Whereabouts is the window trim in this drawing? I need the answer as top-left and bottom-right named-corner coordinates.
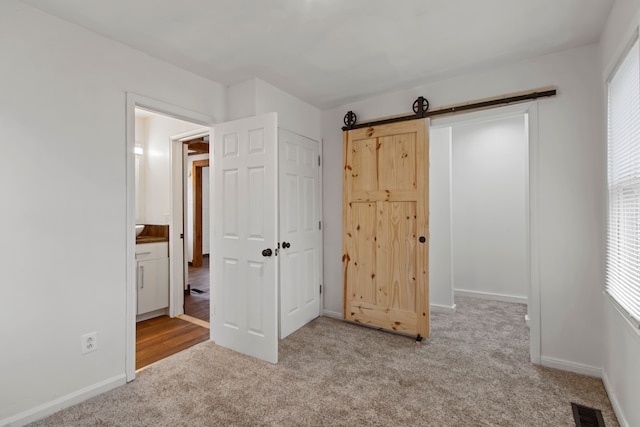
top-left (606, 33), bottom-right (640, 329)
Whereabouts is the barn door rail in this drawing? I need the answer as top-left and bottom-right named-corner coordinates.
top-left (341, 86), bottom-right (557, 131)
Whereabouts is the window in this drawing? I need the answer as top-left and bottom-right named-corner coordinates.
top-left (607, 37), bottom-right (640, 327)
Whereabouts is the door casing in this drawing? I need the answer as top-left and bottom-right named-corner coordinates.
top-left (431, 102), bottom-right (540, 364)
top-left (126, 96), bottom-right (325, 377)
top-left (191, 159), bottom-right (210, 268)
top-left (279, 129), bottom-right (322, 339)
top-left (125, 93), bottom-right (214, 381)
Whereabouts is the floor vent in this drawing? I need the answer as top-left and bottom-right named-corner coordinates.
top-left (571, 402), bottom-right (605, 427)
top-left (190, 288), bottom-right (206, 295)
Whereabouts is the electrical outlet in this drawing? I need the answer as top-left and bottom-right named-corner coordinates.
top-left (81, 332), bottom-right (98, 354)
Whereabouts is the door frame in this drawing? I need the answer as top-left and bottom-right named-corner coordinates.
top-left (278, 128), bottom-right (324, 338)
top-left (170, 130), bottom-right (210, 314)
top-left (125, 93), bottom-right (214, 381)
top-left (191, 159), bottom-right (210, 268)
top-left (430, 101), bottom-right (541, 364)
top-left (279, 128), bottom-right (325, 319)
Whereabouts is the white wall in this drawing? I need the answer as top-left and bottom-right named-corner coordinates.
top-left (227, 78), bottom-right (322, 142)
top-left (0, 1), bottom-right (225, 424)
top-left (451, 116), bottom-right (528, 301)
top-left (599, 0), bottom-right (640, 425)
top-left (135, 117), bottom-right (147, 222)
top-left (322, 43), bottom-right (605, 373)
top-left (428, 127), bottom-right (455, 310)
top-left (138, 112), bottom-right (202, 225)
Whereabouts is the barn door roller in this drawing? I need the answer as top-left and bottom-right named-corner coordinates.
top-left (342, 95), bottom-right (430, 131)
top-left (342, 86), bottom-right (557, 131)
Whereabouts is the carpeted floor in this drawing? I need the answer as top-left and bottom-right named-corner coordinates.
top-left (30, 297), bottom-right (618, 426)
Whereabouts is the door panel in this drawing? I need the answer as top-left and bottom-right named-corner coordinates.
top-left (377, 201), bottom-right (417, 312)
top-left (212, 113), bottom-right (278, 364)
top-left (279, 130), bottom-right (321, 339)
top-left (343, 120), bottom-right (429, 338)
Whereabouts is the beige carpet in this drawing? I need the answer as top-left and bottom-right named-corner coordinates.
top-left (31, 297), bottom-right (618, 426)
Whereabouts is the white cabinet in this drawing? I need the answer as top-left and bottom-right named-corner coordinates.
top-left (136, 242), bottom-right (169, 316)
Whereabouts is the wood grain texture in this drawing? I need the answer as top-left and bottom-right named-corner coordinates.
top-left (350, 138), bottom-right (378, 191)
top-left (192, 159), bottom-right (209, 268)
top-left (136, 315), bottom-right (209, 369)
top-left (348, 301), bottom-right (417, 334)
top-left (415, 119), bottom-right (429, 337)
top-left (348, 202), bottom-right (377, 305)
top-left (184, 256), bottom-right (210, 322)
top-left (343, 119), bottom-right (429, 337)
top-left (378, 133), bottom-right (416, 191)
top-left (377, 202), bottom-right (416, 312)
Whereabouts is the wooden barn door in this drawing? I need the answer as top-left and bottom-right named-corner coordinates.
top-left (343, 119), bottom-right (430, 339)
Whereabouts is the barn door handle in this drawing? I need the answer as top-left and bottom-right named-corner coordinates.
top-left (282, 242), bottom-right (291, 249)
top-left (419, 236), bottom-right (426, 243)
top-left (262, 248), bottom-right (273, 257)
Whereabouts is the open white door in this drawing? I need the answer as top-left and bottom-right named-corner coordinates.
top-left (279, 130), bottom-right (321, 339)
top-left (211, 113), bottom-right (278, 364)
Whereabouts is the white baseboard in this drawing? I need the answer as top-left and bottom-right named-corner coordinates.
top-left (454, 289), bottom-right (528, 304)
top-left (322, 310), bottom-right (343, 320)
top-left (431, 304), bottom-right (457, 313)
top-left (539, 356), bottom-right (602, 378)
top-left (602, 372), bottom-right (630, 427)
top-left (136, 308), bottom-right (169, 322)
top-left (1, 374), bottom-right (126, 427)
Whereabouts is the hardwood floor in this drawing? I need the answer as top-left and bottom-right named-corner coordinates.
top-left (135, 256), bottom-right (211, 370)
top-left (185, 256), bottom-right (210, 322)
top-left (136, 315), bottom-right (209, 370)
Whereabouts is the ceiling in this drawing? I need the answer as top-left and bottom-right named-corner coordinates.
top-left (23, 0), bottom-right (614, 109)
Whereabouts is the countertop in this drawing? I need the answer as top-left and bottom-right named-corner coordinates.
top-left (136, 224), bottom-right (169, 244)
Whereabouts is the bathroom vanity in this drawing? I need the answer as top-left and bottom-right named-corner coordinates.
top-left (135, 225), bottom-right (169, 321)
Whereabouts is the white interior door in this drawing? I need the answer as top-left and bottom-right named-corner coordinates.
top-left (279, 129), bottom-right (321, 339)
top-left (211, 113), bottom-right (278, 364)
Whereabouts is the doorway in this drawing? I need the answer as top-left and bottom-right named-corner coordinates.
top-left (128, 97), bottom-right (213, 377)
top-left (429, 102), bottom-right (541, 363)
top-left (184, 154), bottom-right (211, 323)
top-left (127, 100), bottom-right (324, 376)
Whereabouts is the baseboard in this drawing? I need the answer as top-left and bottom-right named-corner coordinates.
top-left (177, 314), bottom-right (210, 329)
top-left (431, 303), bottom-right (457, 313)
top-left (454, 289), bottom-right (528, 304)
top-left (136, 308), bottom-right (169, 322)
top-left (1, 374), bottom-right (126, 427)
top-left (540, 356), bottom-right (602, 378)
top-left (322, 309), bottom-right (343, 320)
top-left (602, 372), bottom-right (630, 427)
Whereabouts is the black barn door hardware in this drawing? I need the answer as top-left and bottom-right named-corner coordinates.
top-left (341, 86), bottom-right (557, 131)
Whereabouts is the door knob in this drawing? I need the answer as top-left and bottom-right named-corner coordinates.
top-left (419, 236), bottom-right (426, 243)
top-left (282, 242), bottom-right (291, 249)
top-left (262, 248), bottom-right (273, 257)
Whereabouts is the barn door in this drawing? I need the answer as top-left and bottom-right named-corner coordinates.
top-left (279, 129), bottom-right (321, 339)
top-left (211, 112), bottom-right (278, 364)
top-left (343, 119), bottom-right (430, 339)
